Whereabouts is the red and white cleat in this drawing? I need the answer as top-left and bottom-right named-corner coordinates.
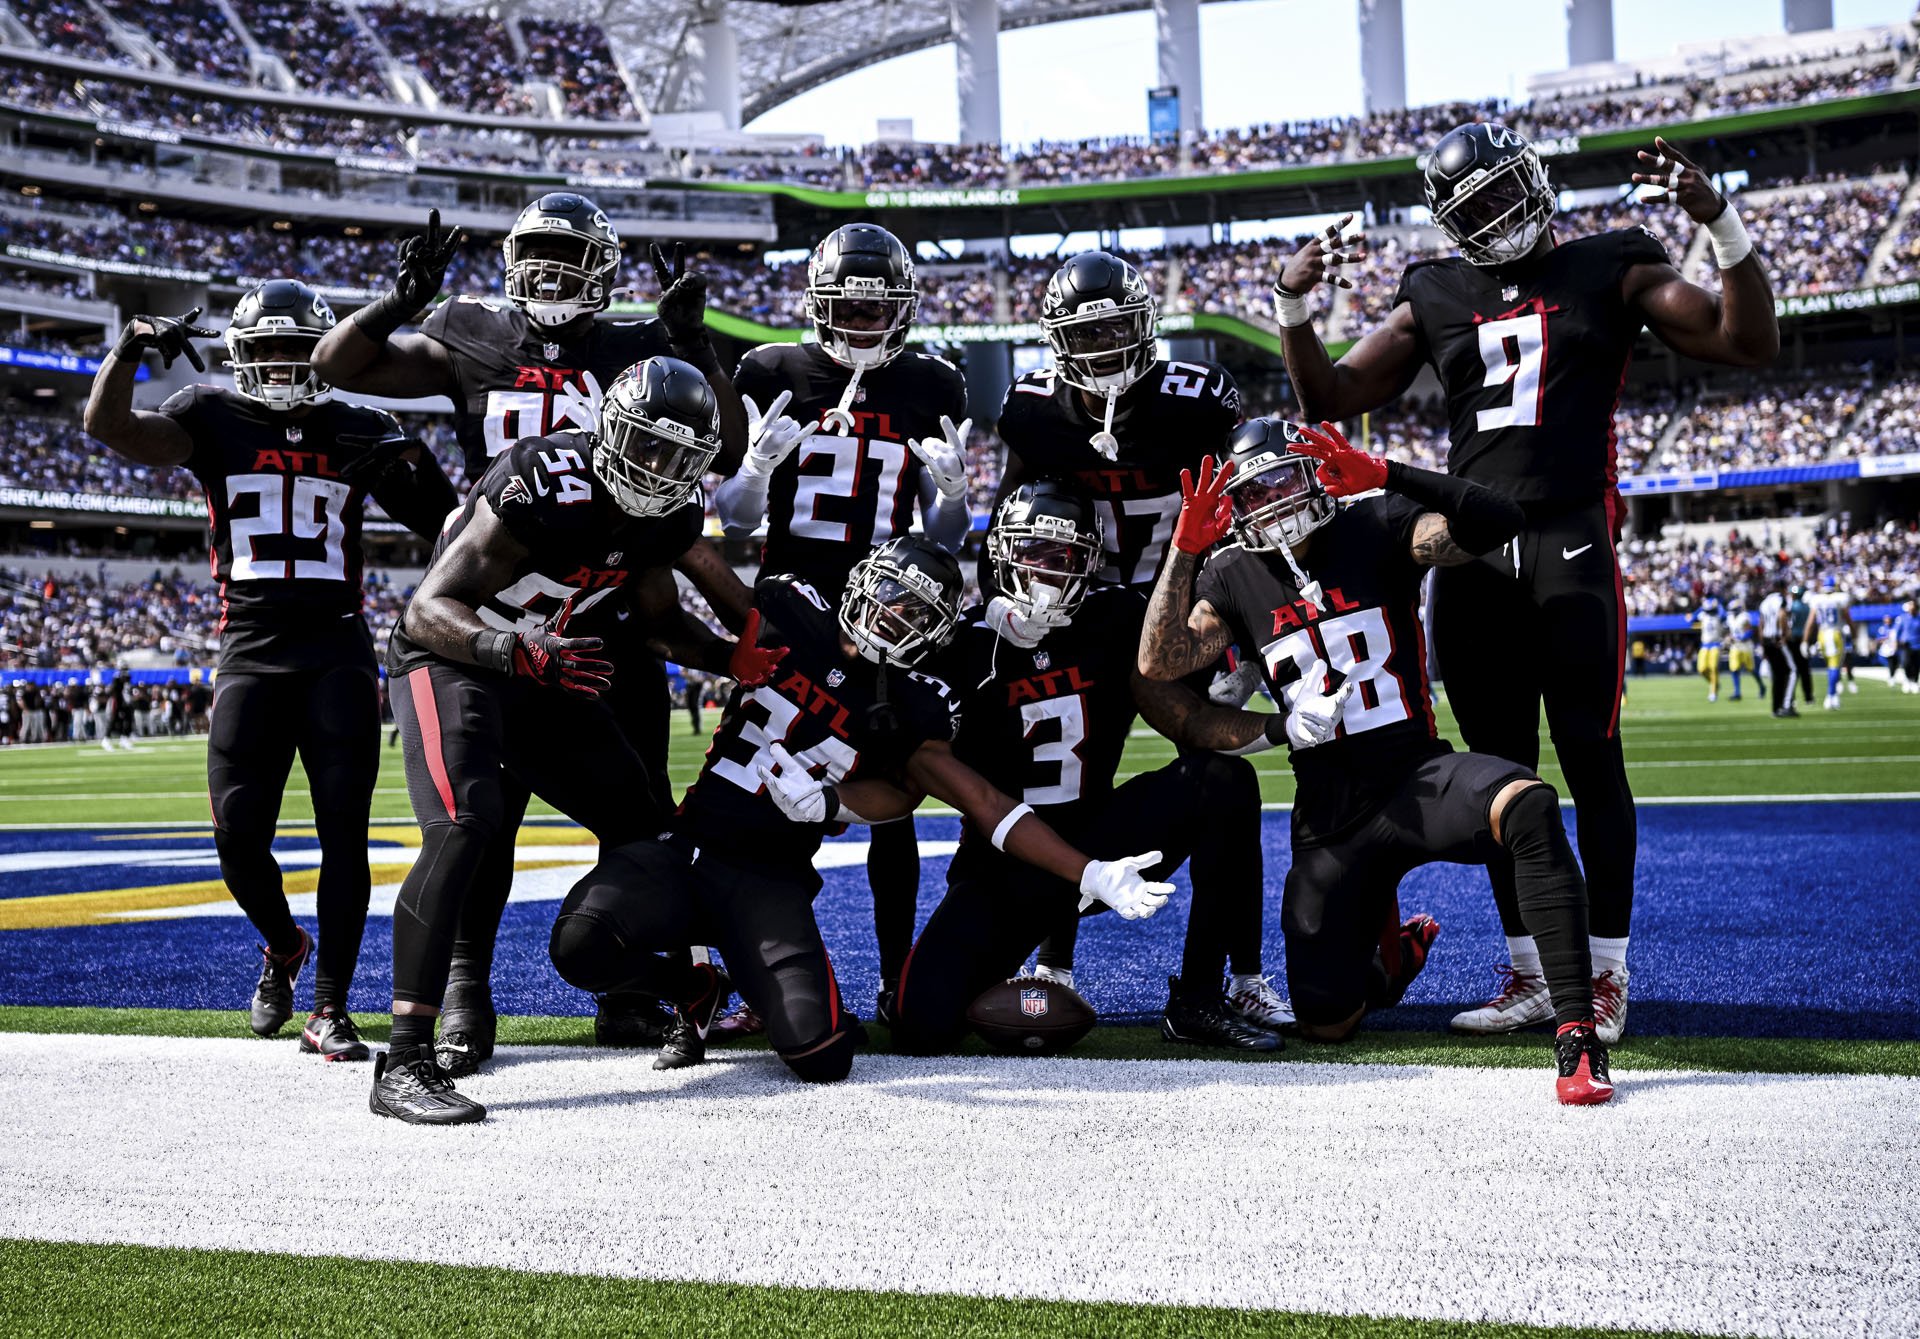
top-left (1449, 962), bottom-right (1552, 1034)
top-left (1554, 1022), bottom-right (1615, 1106)
top-left (1592, 968), bottom-right (1631, 1044)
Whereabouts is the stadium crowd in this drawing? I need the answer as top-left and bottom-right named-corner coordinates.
top-left (1, 20), bottom-right (1908, 185)
top-left (1619, 519), bottom-right (1920, 616)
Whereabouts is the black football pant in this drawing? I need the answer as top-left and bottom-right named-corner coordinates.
top-left (550, 839), bottom-right (858, 1082)
top-left (207, 665), bottom-right (378, 1007)
top-left (1763, 641), bottom-right (1795, 712)
top-left (1284, 751), bottom-right (1592, 1030)
top-left (441, 645), bottom-right (675, 1008)
top-left (1432, 497), bottom-right (1636, 941)
top-left (388, 663), bottom-right (661, 1010)
top-left (890, 753), bottom-right (1264, 1056)
top-left (1787, 639), bottom-right (1814, 702)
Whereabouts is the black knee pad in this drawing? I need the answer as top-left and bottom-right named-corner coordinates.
top-left (1499, 782), bottom-right (1562, 855)
top-left (780, 1024), bottom-right (859, 1084)
top-left (548, 909), bottom-right (632, 993)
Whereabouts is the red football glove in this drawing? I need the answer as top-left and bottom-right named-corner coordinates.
top-left (1173, 456), bottom-right (1236, 555)
top-left (1292, 421), bottom-right (1388, 497)
top-left (728, 609), bottom-right (788, 686)
top-left (512, 596), bottom-right (613, 699)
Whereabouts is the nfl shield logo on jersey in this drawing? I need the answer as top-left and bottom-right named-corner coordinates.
top-left (1020, 988), bottom-right (1049, 1018)
top-left (1502, 286), bottom-right (1519, 302)
top-left (285, 427), bottom-right (302, 443)
top-left (1033, 651), bottom-right (1051, 671)
top-left (543, 342), bottom-right (562, 361)
top-left (826, 668), bottom-right (846, 688)
top-left (607, 552), bottom-right (622, 565)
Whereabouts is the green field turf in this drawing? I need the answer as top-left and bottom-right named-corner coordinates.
top-left (0, 1238), bottom-right (1717, 1339)
top-left (1, 674), bottom-right (1915, 828)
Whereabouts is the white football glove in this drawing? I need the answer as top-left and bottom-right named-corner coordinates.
top-left (1283, 659), bottom-right (1354, 751)
top-left (1208, 660), bottom-right (1265, 708)
top-left (908, 414), bottom-right (972, 502)
top-left (740, 390), bottom-right (819, 481)
top-left (549, 369), bottom-right (604, 436)
top-left (756, 742), bottom-right (829, 824)
top-left (984, 584), bottom-right (1068, 650)
top-left (1077, 851), bottom-right (1173, 921)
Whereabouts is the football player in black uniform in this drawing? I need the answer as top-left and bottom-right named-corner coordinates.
top-left (889, 481), bottom-right (1284, 1055)
top-left (312, 195), bottom-right (753, 1056)
top-left (713, 223), bottom-right (972, 1024)
top-left (1274, 126), bottom-right (1779, 1044)
top-left (549, 537), bottom-right (1176, 1090)
top-left (989, 249), bottom-right (1244, 996)
top-left (372, 358), bottom-right (777, 1124)
top-left (1139, 417), bottom-right (1614, 1104)
top-left (83, 281), bottom-right (459, 1061)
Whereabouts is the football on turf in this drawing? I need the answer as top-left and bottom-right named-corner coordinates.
top-left (966, 977), bottom-right (1097, 1054)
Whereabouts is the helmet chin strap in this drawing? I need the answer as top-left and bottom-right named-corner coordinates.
top-left (823, 360), bottom-right (868, 436)
top-left (1088, 386), bottom-right (1120, 459)
top-left (1277, 534), bottom-right (1325, 611)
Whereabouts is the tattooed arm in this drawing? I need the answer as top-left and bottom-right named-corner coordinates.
top-left (1138, 548), bottom-right (1234, 682)
top-left (1131, 667), bottom-right (1270, 752)
top-left (1408, 511), bottom-right (1482, 568)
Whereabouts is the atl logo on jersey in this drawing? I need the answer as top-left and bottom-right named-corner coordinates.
top-left (1271, 586), bottom-right (1361, 634)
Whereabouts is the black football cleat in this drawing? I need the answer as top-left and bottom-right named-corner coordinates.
top-left (594, 993), bottom-right (674, 1048)
top-left (370, 1050), bottom-right (486, 1125)
top-left (1161, 976), bottom-right (1282, 1051)
top-left (435, 966), bottom-right (497, 1078)
top-left (249, 926), bottom-right (312, 1038)
top-left (300, 1006), bottom-right (370, 1062)
top-left (653, 964), bottom-right (732, 1072)
top-left (1554, 1022), bottom-right (1615, 1106)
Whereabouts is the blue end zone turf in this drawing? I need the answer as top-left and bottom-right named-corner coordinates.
top-left (1, 802), bottom-right (1914, 1040)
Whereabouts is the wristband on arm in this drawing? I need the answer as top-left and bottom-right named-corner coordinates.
top-left (350, 288), bottom-right (419, 346)
top-left (1383, 460), bottom-right (1526, 555)
top-left (471, 628), bottom-right (515, 674)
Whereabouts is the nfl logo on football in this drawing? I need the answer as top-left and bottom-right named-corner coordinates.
top-left (1019, 988), bottom-right (1049, 1018)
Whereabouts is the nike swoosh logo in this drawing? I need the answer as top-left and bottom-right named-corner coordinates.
top-left (437, 1043), bottom-right (469, 1054)
top-left (616, 609), bottom-right (631, 622)
top-left (1562, 544), bottom-right (1594, 560)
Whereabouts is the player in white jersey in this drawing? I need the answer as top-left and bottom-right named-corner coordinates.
top-left (1806, 576), bottom-right (1851, 710)
top-left (1693, 597), bottom-right (1726, 702)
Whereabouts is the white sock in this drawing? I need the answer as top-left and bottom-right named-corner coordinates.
top-left (1590, 935), bottom-right (1630, 975)
top-left (1228, 972), bottom-right (1267, 994)
top-left (1505, 935), bottom-right (1541, 975)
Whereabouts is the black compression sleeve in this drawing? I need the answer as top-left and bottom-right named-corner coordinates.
top-left (1383, 460), bottom-right (1525, 555)
top-left (372, 457), bottom-right (461, 542)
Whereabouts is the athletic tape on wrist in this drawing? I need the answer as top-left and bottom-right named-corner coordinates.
top-left (1272, 286), bottom-right (1312, 328)
top-left (990, 802), bottom-right (1034, 851)
top-left (1706, 203), bottom-right (1753, 269)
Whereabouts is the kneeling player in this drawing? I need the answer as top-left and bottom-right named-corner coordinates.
top-left (374, 358), bottom-right (764, 1124)
top-left (891, 481), bottom-right (1285, 1054)
top-left (549, 538), bottom-right (1175, 1086)
top-left (1139, 418), bottom-right (1613, 1104)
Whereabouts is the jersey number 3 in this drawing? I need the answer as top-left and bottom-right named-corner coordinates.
top-left (1474, 312), bottom-right (1546, 433)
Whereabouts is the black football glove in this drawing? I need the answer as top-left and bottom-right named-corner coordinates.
top-left (354, 209), bottom-right (465, 342)
top-left (114, 307), bottom-right (217, 372)
top-left (649, 241), bottom-right (709, 347)
top-left (478, 596), bottom-right (613, 700)
top-left (335, 432), bottom-right (424, 489)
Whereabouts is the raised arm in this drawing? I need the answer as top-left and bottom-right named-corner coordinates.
top-left (1623, 137), bottom-right (1778, 368)
top-left (649, 243), bottom-right (748, 473)
top-left (673, 539), bottom-right (751, 635)
top-left (311, 208), bottom-right (462, 396)
top-left (713, 388), bottom-right (816, 537)
top-left (910, 413), bottom-right (974, 551)
top-left (1273, 214), bottom-right (1425, 422)
top-left (83, 311), bottom-right (214, 467)
top-left (1138, 458), bottom-right (1237, 681)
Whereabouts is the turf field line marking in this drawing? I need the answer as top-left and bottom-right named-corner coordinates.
top-left (0, 788), bottom-right (414, 802)
top-left (1623, 754), bottom-right (1920, 768)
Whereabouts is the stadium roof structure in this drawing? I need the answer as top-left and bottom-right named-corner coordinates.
top-left (481, 0), bottom-right (1250, 125)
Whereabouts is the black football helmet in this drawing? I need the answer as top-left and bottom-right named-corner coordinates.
top-left (502, 192), bottom-right (621, 328)
top-left (225, 279), bottom-right (336, 410)
top-left (1039, 251), bottom-right (1157, 397)
top-left (593, 356), bottom-right (721, 518)
top-left (840, 535), bottom-right (964, 667)
top-left (1222, 416), bottom-right (1336, 552)
top-left (1423, 122), bottom-right (1556, 268)
top-left (804, 223), bottom-right (918, 369)
top-left (987, 480), bottom-right (1104, 624)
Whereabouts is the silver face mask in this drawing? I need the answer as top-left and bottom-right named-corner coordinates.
top-left (1430, 147), bottom-right (1557, 268)
top-left (224, 326), bottom-right (331, 411)
top-left (839, 558), bottom-right (961, 667)
top-left (1225, 452), bottom-right (1335, 552)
